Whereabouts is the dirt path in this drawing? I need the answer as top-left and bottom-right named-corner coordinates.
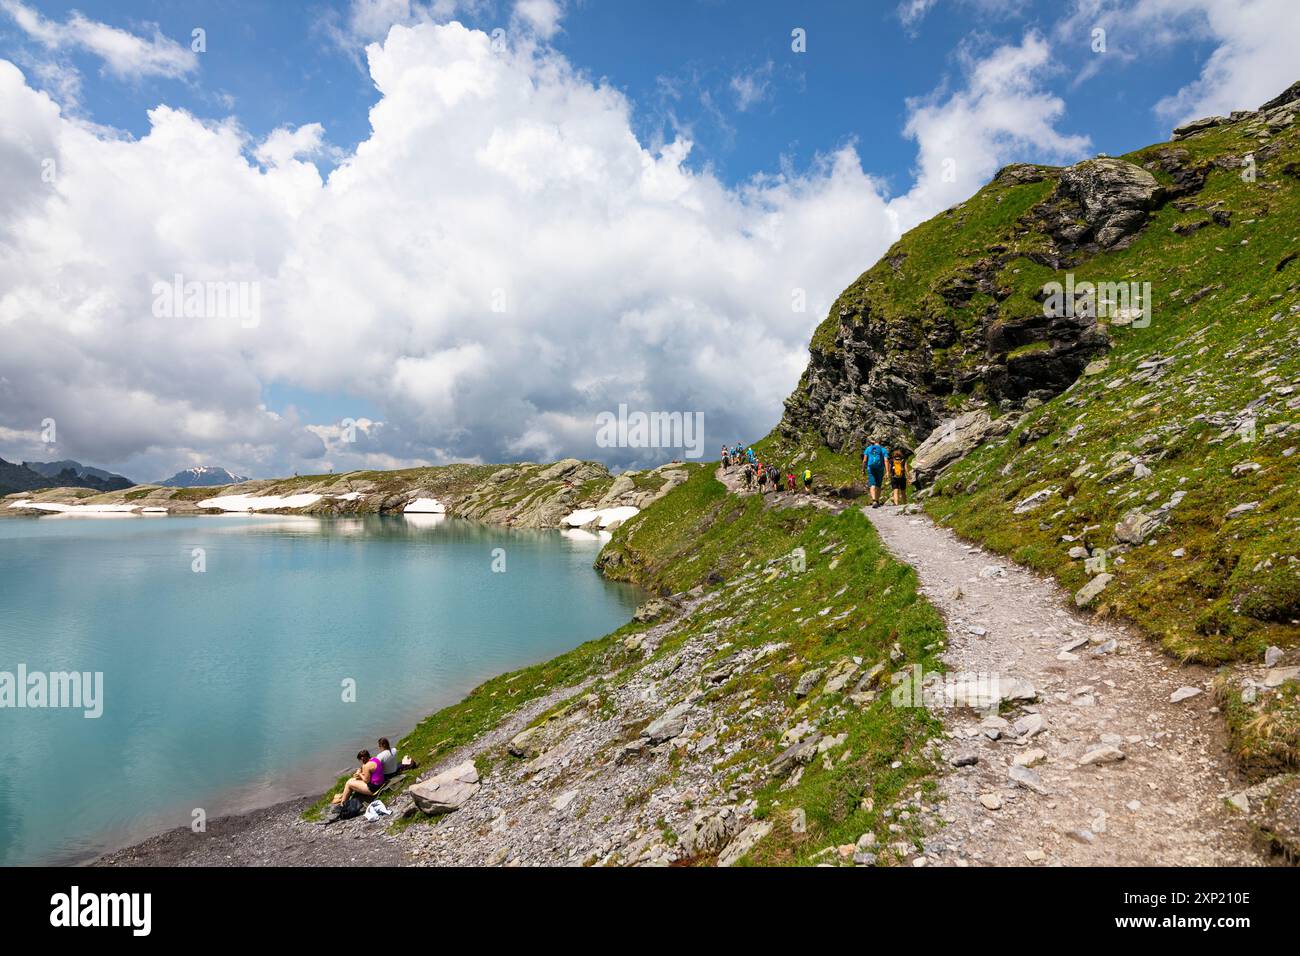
top-left (864, 503), bottom-right (1265, 866)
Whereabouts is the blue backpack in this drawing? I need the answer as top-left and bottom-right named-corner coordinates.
top-left (866, 445), bottom-right (886, 469)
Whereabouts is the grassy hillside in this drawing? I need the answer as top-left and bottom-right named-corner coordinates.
top-left (310, 468), bottom-right (949, 865)
top-left (769, 88), bottom-right (1300, 786)
top-left (924, 115), bottom-right (1300, 665)
top-left (769, 92), bottom-right (1300, 662)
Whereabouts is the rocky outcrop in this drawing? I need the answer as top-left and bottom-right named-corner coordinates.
top-left (1032, 158), bottom-right (1162, 255)
top-left (778, 152), bottom-right (1171, 473)
top-left (911, 411), bottom-right (1014, 487)
top-left (1172, 115), bottom-right (1226, 139)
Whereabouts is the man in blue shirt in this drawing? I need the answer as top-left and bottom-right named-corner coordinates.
top-left (862, 440), bottom-right (889, 508)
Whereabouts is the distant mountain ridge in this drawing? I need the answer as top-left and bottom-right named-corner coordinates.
top-left (0, 458), bottom-right (134, 495)
top-left (158, 466), bottom-right (250, 487)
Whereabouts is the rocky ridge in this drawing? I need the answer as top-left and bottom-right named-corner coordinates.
top-left (2, 458), bottom-right (692, 530)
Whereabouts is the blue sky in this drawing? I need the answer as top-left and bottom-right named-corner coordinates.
top-left (0, 0), bottom-right (1295, 480)
top-left (3, 0), bottom-right (1232, 188)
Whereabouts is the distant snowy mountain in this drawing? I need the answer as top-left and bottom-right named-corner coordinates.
top-left (158, 466), bottom-right (249, 487)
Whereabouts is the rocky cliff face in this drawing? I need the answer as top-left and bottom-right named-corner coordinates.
top-left (777, 81), bottom-right (1300, 477)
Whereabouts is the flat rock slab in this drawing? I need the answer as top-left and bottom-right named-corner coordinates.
top-left (408, 760), bottom-right (481, 815)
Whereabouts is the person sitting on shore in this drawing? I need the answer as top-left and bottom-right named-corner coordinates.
top-left (331, 749), bottom-right (384, 805)
top-left (376, 738), bottom-right (399, 777)
top-left (376, 737), bottom-right (416, 776)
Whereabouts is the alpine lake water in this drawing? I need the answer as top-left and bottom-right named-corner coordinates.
top-left (0, 513), bottom-right (643, 865)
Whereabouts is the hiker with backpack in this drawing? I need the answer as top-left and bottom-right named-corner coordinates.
top-left (862, 439), bottom-right (889, 508)
top-left (802, 468), bottom-right (813, 491)
top-left (889, 448), bottom-right (911, 506)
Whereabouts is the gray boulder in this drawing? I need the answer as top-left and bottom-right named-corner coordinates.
top-left (1054, 158), bottom-right (1162, 249)
top-left (1171, 115), bottom-right (1226, 139)
top-left (408, 760), bottom-right (480, 814)
top-left (633, 598), bottom-right (677, 624)
top-left (912, 411), bottom-right (1010, 486)
top-left (643, 701), bottom-right (693, 743)
top-left (1114, 509), bottom-right (1160, 544)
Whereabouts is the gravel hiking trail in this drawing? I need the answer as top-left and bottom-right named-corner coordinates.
top-left (864, 502), bottom-right (1265, 866)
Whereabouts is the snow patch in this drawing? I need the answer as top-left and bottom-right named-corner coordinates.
top-left (7, 500), bottom-right (139, 514)
top-left (562, 505), bottom-right (639, 528)
top-left (197, 493), bottom-right (324, 512)
top-left (403, 497), bottom-right (445, 514)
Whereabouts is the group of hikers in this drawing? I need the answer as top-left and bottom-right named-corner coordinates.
top-left (721, 444), bottom-right (813, 494)
top-left (719, 439), bottom-right (912, 507)
top-left (330, 736), bottom-right (417, 807)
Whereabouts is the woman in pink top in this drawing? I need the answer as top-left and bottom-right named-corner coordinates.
top-left (331, 749), bottom-right (383, 805)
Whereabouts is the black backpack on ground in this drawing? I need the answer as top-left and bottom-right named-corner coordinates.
top-left (328, 795), bottom-right (366, 823)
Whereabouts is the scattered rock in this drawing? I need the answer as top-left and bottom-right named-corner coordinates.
top-left (1079, 746), bottom-right (1126, 766)
top-left (1075, 573), bottom-right (1114, 607)
top-left (793, 667), bottom-right (827, 698)
top-left (643, 701), bottom-right (693, 743)
top-left (1008, 765), bottom-right (1049, 794)
top-left (717, 821), bottom-right (773, 867)
top-left (1013, 748), bottom-right (1048, 768)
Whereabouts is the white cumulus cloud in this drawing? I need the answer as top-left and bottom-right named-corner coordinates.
top-left (0, 20), bottom-right (1090, 480)
top-left (0, 0), bottom-right (197, 79)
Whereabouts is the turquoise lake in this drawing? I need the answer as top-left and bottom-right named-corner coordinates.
top-left (0, 514), bottom-right (643, 865)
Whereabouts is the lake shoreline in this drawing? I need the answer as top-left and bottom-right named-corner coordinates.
top-left (2, 509), bottom-right (648, 866)
top-left (90, 791), bottom-right (416, 867)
